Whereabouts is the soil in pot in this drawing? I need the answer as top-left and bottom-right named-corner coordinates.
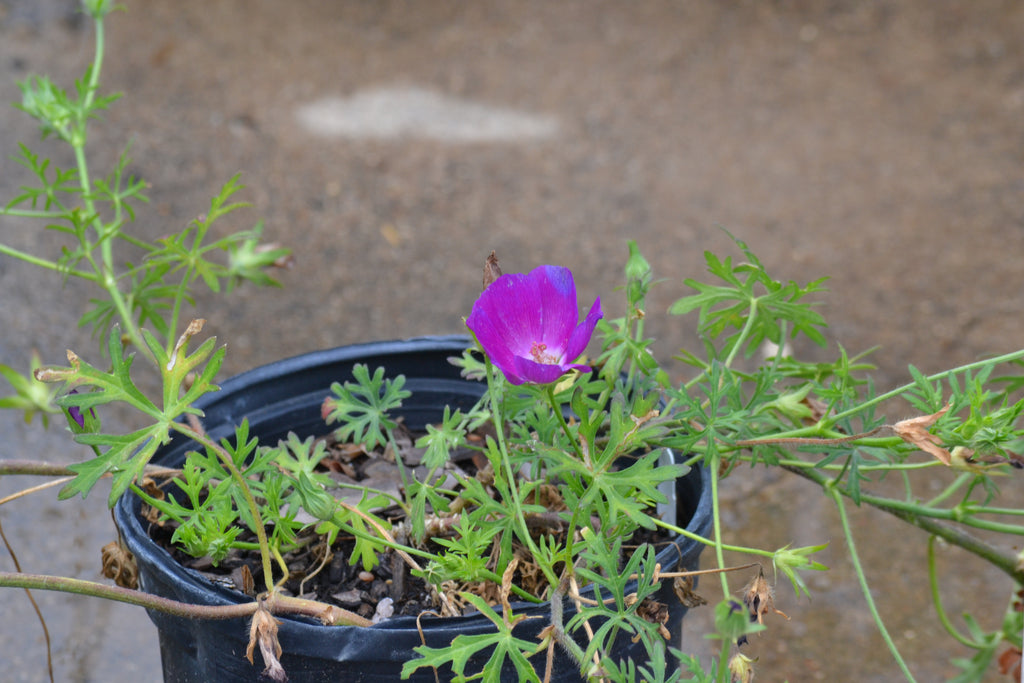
top-left (144, 423), bottom-right (688, 626)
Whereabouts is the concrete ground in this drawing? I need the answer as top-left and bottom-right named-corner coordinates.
top-left (1, 1), bottom-right (1024, 680)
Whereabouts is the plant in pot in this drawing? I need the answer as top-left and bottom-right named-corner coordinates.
top-left (4, 3), bottom-right (1024, 683)
top-left (0, 4), bottom-right (714, 681)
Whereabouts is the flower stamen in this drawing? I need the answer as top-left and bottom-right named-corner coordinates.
top-left (530, 342), bottom-right (559, 365)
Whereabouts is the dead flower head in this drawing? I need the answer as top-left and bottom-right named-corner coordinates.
top-left (742, 567), bottom-right (788, 628)
top-left (100, 540), bottom-right (138, 589)
top-left (635, 597), bottom-right (671, 641)
top-left (247, 598), bottom-right (287, 682)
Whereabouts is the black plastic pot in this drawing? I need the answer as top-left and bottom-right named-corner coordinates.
top-left (115, 336), bottom-right (713, 682)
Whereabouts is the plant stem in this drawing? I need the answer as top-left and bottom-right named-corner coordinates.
top-left (0, 243), bottom-right (96, 280)
top-left (172, 423), bottom-right (276, 593)
top-left (650, 517), bottom-right (775, 559)
top-left (0, 571), bottom-right (256, 619)
top-left (71, 15), bottom-right (150, 359)
top-left (0, 518), bottom-right (54, 682)
top-left (708, 450), bottom-right (730, 599)
top-left (485, 368), bottom-right (559, 591)
top-left (546, 385), bottom-right (585, 461)
top-left (0, 207), bottom-right (66, 219)
top-left (782, 463), bottom-right (1024, 584)
top-left (829, 485), bottom-right (917, 682)
top-left (825, 348), bottom-right (1024, 427)
top-left (924, 473), bottom-right (972, 508)
top-left (926, 536), bottom-right (983, 649)
top-left (0, 571), bottom-right (372, 626)
top-left (722, 297), bottom-right (758, 370)
top-left (762, 456), bottom-right (938, 473)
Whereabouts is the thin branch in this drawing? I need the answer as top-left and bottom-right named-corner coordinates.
top-left (0, 459), bottom-right (180, 479)
top-left (782, 463), bottom-right (1024, 584)
top-left (0, 521), bottom-right (54, 683)
top-left (0, 572), bottom-right (372, 626)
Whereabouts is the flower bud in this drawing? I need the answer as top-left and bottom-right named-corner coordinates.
top-left (728, 653), bottom-right (756, 683)
top-left (81, 0), bottom-right (116, 18)
top-left (296, 472), bottom-right (337, 521)
top-left (624, 240), bottom-right (651, 283)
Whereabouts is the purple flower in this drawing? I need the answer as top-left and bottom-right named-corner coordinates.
top-left (68, 404), bottom-right (86, 428)
top-left (466, 265), bottom-right (603, 385)
top-left (65, 388), bottom-right (95, 430)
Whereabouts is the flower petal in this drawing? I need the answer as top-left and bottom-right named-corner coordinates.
top-left (511, 356), bottom-right (576, 385)
top-left (529, 266), bottom-right (579, 356)
top-left (465, 264), bottom-right (601, 386)
top-left (563, 296), bottom-right (603, 363)
top-left (466, 293), bottom-right (520, 374)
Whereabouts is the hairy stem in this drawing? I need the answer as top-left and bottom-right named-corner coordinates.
top-left (0, 572), bottom-right (371, 626)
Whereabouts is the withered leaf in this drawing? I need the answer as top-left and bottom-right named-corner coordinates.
top-left (892, 404), bottom-right (951, 465)
top-left (672, 575), bottom-right (707, 608)
top-left (483, 251), bottom-right (502, 289)
top-left (247, 601), bottom-right (287, 682)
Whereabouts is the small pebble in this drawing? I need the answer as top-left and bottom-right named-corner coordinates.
top-left (372, 597), bottom-right (394, 624)
top-left (358, 570), bottom-right (375, 582)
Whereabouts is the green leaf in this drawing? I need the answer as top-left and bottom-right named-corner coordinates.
top-left (144, 175), bottom-right (253, 297)
top-left (324, 364), bottom-right (411, 450)
top-left (48, 328), bottom-right (161, 420)
top-left (0, 353), bottom-right (59, 427)
top-left (402, 592), bottom-right (542, 682)
top-left (321, 489), bottom-right (393, 571)
top-left (773, 543), bottom-right (829, 598)
top-left (550, 449), bottom-right (681, 533)
top-left (60, 426), bottom-right (165, 503)
top-left (415, 406), bottom-right (468, 469)
top-left (668, 232), bottom-right (828, 361)
top-left (37, 325), bottom-right (223, 504)
top-left (6, 143), bottom-right (79, 211)
top-left (422, 516), bottom-right (501, 584)
top-left (225, 220), bottom-right (291, 291)
top-left (141, 322), bottom-right (224, 413)
top-left (91, 142), bottom-right (149, 224)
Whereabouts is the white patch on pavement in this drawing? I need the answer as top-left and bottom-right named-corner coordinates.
top-left (296, 86), bottom-right (558, 142)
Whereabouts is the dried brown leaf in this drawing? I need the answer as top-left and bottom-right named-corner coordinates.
top-left (483, 251), bottom-right (502, 289)
top-left (800, 394), bottom-right (830, 425)
top-left (246, 600), bottom-right (287, 682)
top-left (672, 575), bottom-right (707, 608)
top-left (500, 558), bottom-right (518, 620)
top-left (998, 646), bottom-right (1022, 679)
top-left (892, 404), bottom-right (951, 465)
